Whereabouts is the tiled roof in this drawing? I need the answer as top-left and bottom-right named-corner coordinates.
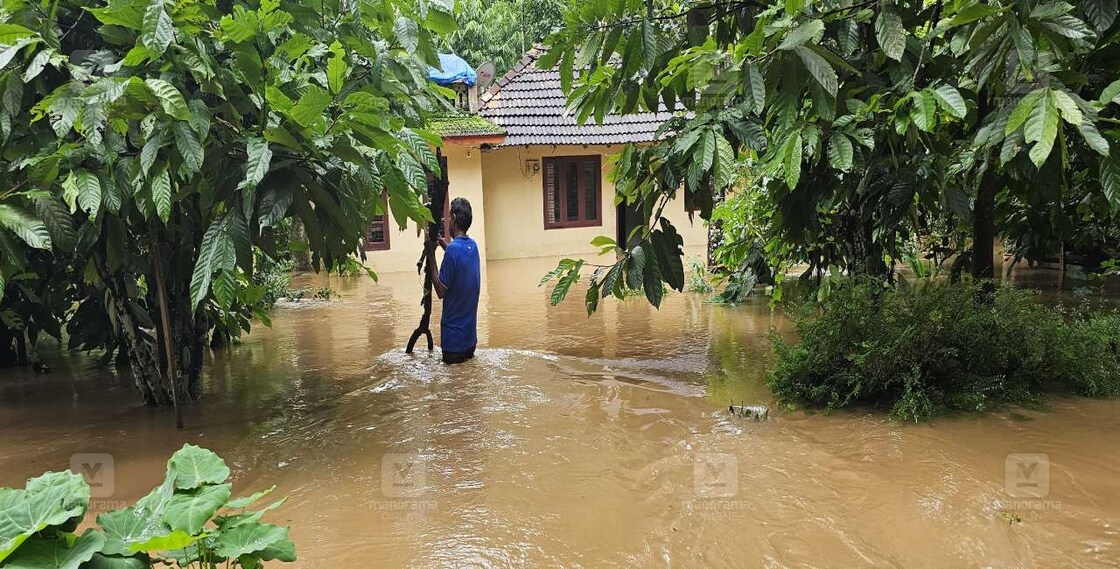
top-left (428, 113), bottom-right (505, 139)
top-left (479, 47), bottom-right (675, 146)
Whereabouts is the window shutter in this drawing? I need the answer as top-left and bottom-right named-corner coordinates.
top-left (581, 161), bottom-right (598, 221)
top-left (544, 160), bottom-right (559, 224)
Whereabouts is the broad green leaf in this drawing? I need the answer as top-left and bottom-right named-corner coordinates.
top-left (83, 554), bottom-right (149, 569)
top-left (327, 41), bottom-right (347, 94)
top-left (1006, 89), bottom-right (1045, 135)
top-left (827, 134), bottom-right (854, 172)
top-left (549, 260), bottom-right (583, 306)
top-left (1102, 154), bottom-right (1120, 211)
top-left (162, 483), bottom-right (232, 535)
top-left (642, 247), bottom-right (663, 308)
top-left (933, 85), bottom-right (967, 118)
top-left (97, 508), bottom-right (170, 557)
top-left (225, 486), bottom-right (276, 509)
top-left (654, 218), bottom-right (685, 292)
top-left (948, 3), bottom-right (1006, 26)
top-left (875, 6), bottom-right (905, 61)
top-left (128, 530), bottom-right (197, 554)
top-left (220, 6), bottom-right (260, 43)
top-left (698, 129), bottom-right (716, 172)
top-left (1100, 79), bottom-right (1120, 106)
top-left (144, 79), bottom-right (190, 120)
top-left (239, 137), bottom-right (272, 191)
top-left (910, 90), bottom-right (938, 131)
top-left (0, 38), bottom-right (41, 73)
top-left (1, 529), bottom-right (104, 569)
top-left (743, 63), bottom-right (765, 113)
top-left (0, 205), bottom-right (51, 249)
top-left (61, 170), bottom-right (102, 220)
top-left (1077, 119), bottom-right (1110, 156)
top-left (783, 132), bottom-right (803, 189)
top-left (778, 19), bottom-right (824, 50)
top-left (625, 245), bottom-right (646, 290)
top-left (0, 23), bottom-right (35, 44)
top-left (793, 45), bottom-right (837, 97)
top-left (1050, 89), bottom-right (1082, 125)
top-left (590, 235), bottom-right (616, 248)
top-left (190, 218), bottom-right (236, 311)
top-left (1026, 94), bottom-right (1060, 167)
top-left (172, 122), bottom-right (204, 176)
top-left (23, 48), bottom-right (54, 82)
top-left (141, 0), bottom-right (174, 59)
top-left (169, 445), bottom-right (230, 490)
top-left (1083, 0), bottom-right (1119, 32)
top-left (713, 133), bottom-right (736, 189)
top-left (288, 85), bottom-right (331, 129)
top-left (0, 471), bottom-right (89, 562)
top-left (151, 162), bottom-right (172, 223)
top-left (394, 16), bottom-right (419, 53)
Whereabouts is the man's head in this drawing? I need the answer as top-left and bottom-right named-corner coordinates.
top-left (449, 197), bottom-right (472, 235)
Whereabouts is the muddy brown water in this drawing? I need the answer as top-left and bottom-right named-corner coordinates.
top-left (1, 257), bottom-right (1119, 567)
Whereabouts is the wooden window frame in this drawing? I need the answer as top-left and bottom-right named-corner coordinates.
top-left (364, 195), bottom-right (391, 251)
top-left (542, 156), bottom-right (602, 229)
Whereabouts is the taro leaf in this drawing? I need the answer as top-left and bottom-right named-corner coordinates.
top-left (257, 535), bottom-right (297, 562)
top-left (96, 507), bottom-right (172, 557)
top-left (1, 528), bottom-right (104, 569)
top-left (128, 529), bottom-right (198, 553)
top-left (83, 553), bottom-right (149, 569)
top-left (169, 445), bottom-right (231, 490)
top-left (163, 483), bottom-right (232, 535)
top-left (0, 471), bottom-right (89, 562)
top-left (214, 522), bottom-right (291, 560)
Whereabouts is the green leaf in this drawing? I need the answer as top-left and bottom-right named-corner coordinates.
top-left (141, 0), bottom-right (174, 59)
top-left (910, 90), bottom-right (938, 132)
top-left (327, 41), bottom-right (347, 94)
top-left (172, 122), bottom-right (204, 176)
top-left (642, 247), bottom-right (663, 308)
top-left (144, 79), bottom-right (190, 120)
top-left (128, 530), bottom-right (198, 554)
top-left (61, 170), bottom-right (102, 220)
top-left (151, 162), bottom-right (172, 223)
top-left (239, 137), bottom-right (272, 191)
top-left (162, 483), bottom-right (232, 535)
top-left (1050, 89), bottom-right (1083, 125)
top-left (827, 134), bottom-right (854, 172)
top-left (190, 218), bottom-right (235, 311)
top-left (875, 6), bottom-right (906, 61)
top-left (626, 245), bottom-right (646, 290)
top-left (288, 85), bottom-right (331, 129)
top-left (0, 23), bottom-right (35, 44)
top-left (0, 471), bottom-right (89, 562)
top-left (83, 554), bottom-right (149, 569)
top-left (220, 6), bottom-right (260, 43)
top-left (783, 132), bottom-right (803, 189)
top-left (1083, 0), bottom-right (1119, 32)
top-left (1100, 79), bottom-right (1120, 106)
top-left (549, 260), bottom-right (583, 306)
top-left (1025, 92), bottom-right (1059, 168)
top-left (1, 529), bottom-right (104, 569)
top-left (1077, 119), bottom-right (1110, 156)
top-left (793, 45), bottom-right (837, 97)
top-left (653, 219), bottom-right (685, 292)
top-left (698, 129), bottom-right (716, 172)
top-left (743, 63), bottom-right (765, 113)
top-left (215, 523), bottom-right (292, 560)
top-left (713, 133), bottom-right (736, 189)
top-left (23, 48), bottom-right (54, 82)
top-left (1102, 154), bottom-right (1120, 211)
top-left (97, 508), bottom-right (170, 557)
top-left (1006, 89), bottom-right (1045, 135)
top-left (590, 235), bottom-right (616, 248)
top-left (933, 85), bottom-right (967, 118)
top-left (394, 16), bottom-right (419, 53)
top-left (0, 205), bottom-right (51, 249)
top-left (169, 446), bottom-right (230, 490)
top-left (225, 486), bottom-right (276, 509)
top-left (778, 19), bottom-right (824, 50)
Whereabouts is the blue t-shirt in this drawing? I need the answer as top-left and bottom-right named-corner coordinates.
top-left (438, 235), bottom-right (480, 352)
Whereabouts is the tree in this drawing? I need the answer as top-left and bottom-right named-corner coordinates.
top-left (538, 0), bottom-right (1120, 310)
top-left (1, 0), bottom-right (455, 407)
top-left (446, 0), bottom-right (564, 72)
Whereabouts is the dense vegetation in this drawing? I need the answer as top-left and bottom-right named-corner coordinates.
top-left (769, 281), bottom-right (1120, 421)
top-left (0, 0), bottom-right (453, 407)
top-left (0, 445), bottom-right (292, 568)
top-left (540, 0), bottom-right (1120, 307)
top-left (447, 0), bottom-right (564, 73)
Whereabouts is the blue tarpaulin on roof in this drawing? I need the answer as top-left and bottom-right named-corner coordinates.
top-left (428, 53), bottom-right (476, 86)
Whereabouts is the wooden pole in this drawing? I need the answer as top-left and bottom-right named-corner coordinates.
top-left (152, 232), bottom-right (184, 429)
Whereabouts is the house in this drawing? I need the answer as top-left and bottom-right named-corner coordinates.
top-left (361, 48), bottom-right (707, 274)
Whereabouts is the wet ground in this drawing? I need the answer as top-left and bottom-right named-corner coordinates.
top-left (1, 257), bottom-right (1119, 567)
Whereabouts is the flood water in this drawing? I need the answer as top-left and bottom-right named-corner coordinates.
top-left (1, 257), bottom-right (1119, 567)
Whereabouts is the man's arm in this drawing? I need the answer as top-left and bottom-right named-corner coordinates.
top-left (426, 239), bottom-right (448, 299)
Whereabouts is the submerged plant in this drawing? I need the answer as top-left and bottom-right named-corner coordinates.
top-left (0, 445), bottom-right (294, 568)
top-left (769, 279), bottom-right (1120, 421)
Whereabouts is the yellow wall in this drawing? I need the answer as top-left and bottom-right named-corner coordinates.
top-left (480, 145), bottom-right (708, 261)
top-left (361, 144), bottom-right (488, 275)
top-left (363, 143), bottom-right (708, 273)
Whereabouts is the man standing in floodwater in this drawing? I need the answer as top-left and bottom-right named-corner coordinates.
top-left (425, 197), bottom-right (481, 364)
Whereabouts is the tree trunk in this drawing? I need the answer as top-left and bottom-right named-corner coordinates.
top-left (290, 219), bottom-right (312, 272)
top-left (971, 167), bottom-right (999, 280)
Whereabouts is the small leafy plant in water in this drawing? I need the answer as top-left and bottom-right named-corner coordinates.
top-left (768, 279), bottom-right (1120, 421)
top-left (0, 444), bottom-right (295, 568)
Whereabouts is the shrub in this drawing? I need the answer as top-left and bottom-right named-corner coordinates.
top-left (768, 279), bottom-right (1120, 421)
top-left (0, 445), bottom-right (295, 568)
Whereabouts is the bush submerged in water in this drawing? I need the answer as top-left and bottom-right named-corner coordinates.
top-left (768, 280), bottom-right (1120, 421)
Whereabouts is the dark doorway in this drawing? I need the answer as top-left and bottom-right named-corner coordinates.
top-left (616, 202), bottom-right (644, 249)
